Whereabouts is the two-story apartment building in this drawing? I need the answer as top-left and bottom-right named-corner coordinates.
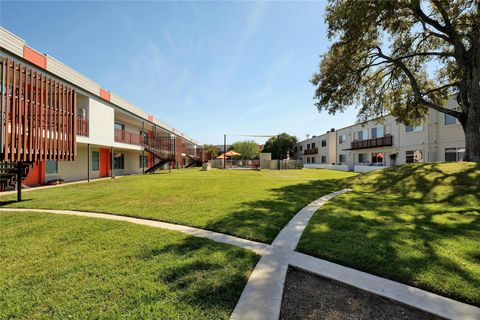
top-left (298, 129), bottom-right (336, 165)
top-left (0, 27), bottom-right (202, 190)
top-left (298, 101), bottom-right (465, 172)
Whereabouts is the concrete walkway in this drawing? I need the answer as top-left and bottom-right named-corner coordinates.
top-left (1, 192), bottom-right (479, 320)
top-left (230, 189), bottom-right (349, 320)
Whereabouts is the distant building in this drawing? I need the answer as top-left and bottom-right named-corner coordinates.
top-left (297, 98), bottom-right (464, 172)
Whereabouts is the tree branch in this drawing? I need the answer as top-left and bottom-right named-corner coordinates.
top-left (374, 46), bottom-right (461, 118)
top-left (423, 82), bottom-right (460, 96)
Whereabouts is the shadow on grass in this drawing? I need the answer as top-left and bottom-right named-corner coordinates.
top-left (205, 177), bottom-right (349, 243)
top-left (0, 199), bottom-right (31, 206)
top-left (298, 163), bottom-right (480, 306)
top-left (139, 236), bottom-right (259, 312)
top-left (350, 162), bottom-right (480, 204)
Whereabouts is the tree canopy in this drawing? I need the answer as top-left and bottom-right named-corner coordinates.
top-left (262, 133), bottom-right (298, 160)
top-left (203, 144), bottom-right (218, 160)
top-left (312, 0), bottom-right (480, 161)
top-left (230, 141), bottom-right (260, 160)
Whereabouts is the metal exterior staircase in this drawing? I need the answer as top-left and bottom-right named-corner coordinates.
top-left (0, 163), bottom-right (31, 192)
top-left (143, 139), bottom-right (175, 174)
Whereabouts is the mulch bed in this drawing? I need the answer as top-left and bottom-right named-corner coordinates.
top-left (280, 267), bottom-right (442, 320)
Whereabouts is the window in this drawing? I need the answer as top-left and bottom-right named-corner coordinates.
top-left (406, 150), bottom-right (423, 163)
top-left (311, 157), bottom-right (316, 163)
top-left (321, 140), bottom-right (327, 147)
top-left (92, 151), bottom-right (99, 171)
top-left (357, 129), bottom-right (368, 140)
top-left (339, 134), bottom-right (346, 144)
top-left (311, 142), bottom-right (316, 149)
top-left (139, 155), bottom-right (148, 168)
top-left (406, 150), bottom-right (415, 163)
top-left (307, 157), bottom-right (311, 164)
top-left (46, 161), bottom-right (58, 174)
top-left (444, 114), bottom-right (459, 125)
top-left (113, 153), bottom-right (125, 170)
top-left (307, 144), bottom-right (310, 150)
top-left (140, 130), bottom-right (148, 144)
top-left (445, 147), bottom-right (465, 161)
top-left (358, 153), bottom-right (368, 164)
top-left (339, 154), bottom-right (346, 163)
top-left (321, 155), bottom-right (327, 163)
top-left (114, 122), bottom-right (125, 131)
top-left (371, 126), bottom-right (384, 138)
top-left (371, 152), bottom-right (384, 164)
top-left (299, 146), bottom-right (303, 151)
top-left (406, 125), bottom-right (424, 132)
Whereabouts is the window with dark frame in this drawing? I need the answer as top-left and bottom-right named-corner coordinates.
top-left (445, 147), bottom-right (464, 161)
top-left (46, 161), bottom-right (58, 175)
top-left (92, 151), bottom-right (99, 171)
top-left (406, 125), bottom-right (423, 132)
top-left (139, 155), bottom-right (148, 168)
top-left (444, 114), bottom-right (458, 125)
top-left (321, 140), bottom-right (327, 147)
top-left (406, 150), bottom-right (415, 163)
top-left (371, 152), bottom-right (384, 164)
top-left (358, 153), bottom-right (368, 163)
top-left (114, 153), bottom-right (125, 170)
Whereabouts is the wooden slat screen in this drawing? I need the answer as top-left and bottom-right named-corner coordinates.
top-left (2, 58), bottom-right (76, 162)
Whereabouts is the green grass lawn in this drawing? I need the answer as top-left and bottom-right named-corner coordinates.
top-left (297, 162), bottom-right (480, 306)
top-left (0, 168), bottom-right (355, 243)
top-left (0, 211), bottom-right (259, 319)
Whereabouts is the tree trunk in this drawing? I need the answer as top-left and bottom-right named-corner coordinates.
top-left (462, 105), bottom-right (480, 162)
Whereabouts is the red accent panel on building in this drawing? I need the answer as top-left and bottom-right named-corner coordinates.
top-left (24, 161), bottom-right (46, 186)
top-left (175, 137), bottom-right (185, 168)
top-left (99, 88), bottom-right (110, 101)
top-left (99, 148), bottom-right (110, 177)
top-left (23, 46), bottom-right (47, 69)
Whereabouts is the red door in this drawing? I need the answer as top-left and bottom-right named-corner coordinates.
top-left (24, 161), bottom-right (46, 186)
top-left (99, 148), bottom-right (110, 177)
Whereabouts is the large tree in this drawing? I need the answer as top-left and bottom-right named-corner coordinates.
top-left (312, 0), bottom-right (480, 161)
top-left (262, 133), bottom-right (298, 160)
top-left (230, 141), bottom-right (260, 160)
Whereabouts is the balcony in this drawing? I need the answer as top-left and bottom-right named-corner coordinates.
top-left (349, 135), bottom-right (393, 150)
top-left (76, 116), bottom-right (89, 136)
top-left (114, 129), bottom-right (143, 146)
top-left (303, 148), bottom-right (318, 155)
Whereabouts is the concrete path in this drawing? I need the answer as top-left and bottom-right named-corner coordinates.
top-left (1, 191), bottom-right (479, 320)
top-left (230, 189), bottom-right (349, 320)
top-left (0, 208), bottom-right (272, 256)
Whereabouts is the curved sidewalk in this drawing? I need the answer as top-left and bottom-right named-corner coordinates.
top-left (1, 191), bottom-right (479, 320)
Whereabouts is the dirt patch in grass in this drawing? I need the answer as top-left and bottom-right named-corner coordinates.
top-left (280, 267), bottom-right (441, 320)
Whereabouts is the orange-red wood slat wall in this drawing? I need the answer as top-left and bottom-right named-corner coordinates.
top-left (2, 58), bottom-right (76, 163)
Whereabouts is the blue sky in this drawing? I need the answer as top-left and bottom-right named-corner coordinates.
top-left (1, 1), bottom-right (358, 144)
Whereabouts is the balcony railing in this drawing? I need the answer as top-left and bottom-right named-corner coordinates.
top-left (114, 129), bottom-right (143, 145)
top-left (303, 148), bottom-right (318, 155)
top-left (76, 116), bottom-right (89, 136)
top-left (114, 129), bottom-right (175, 160)
top-left (350, 135), bottom-right (393, 150)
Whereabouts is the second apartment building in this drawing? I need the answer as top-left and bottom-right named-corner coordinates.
top-left (298, 99), bottom-right (465, 171)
